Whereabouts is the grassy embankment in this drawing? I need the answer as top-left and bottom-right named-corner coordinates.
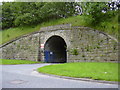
top-left (0, 59), bottom-right (41, 65)
top-left (37, 62), bottom-right (119, 82)
top-left (0, 15), bottom-right (118, 45)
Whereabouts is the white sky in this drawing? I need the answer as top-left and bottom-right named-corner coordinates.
top-left (0, 0), bottom-right (15, 2)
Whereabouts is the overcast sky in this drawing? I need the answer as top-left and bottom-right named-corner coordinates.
top-left (0, 0), bottom-right (14, 2)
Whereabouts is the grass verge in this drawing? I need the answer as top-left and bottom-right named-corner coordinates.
top-left (37, 62), bottom-right (119, 82)
top-left (0, 59), bottom-right (41, 65)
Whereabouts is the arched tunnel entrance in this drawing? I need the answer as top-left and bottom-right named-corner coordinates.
top-left (44, 35), bottom-right (67, 63)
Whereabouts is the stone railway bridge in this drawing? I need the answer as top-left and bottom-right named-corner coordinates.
top-left (0, 24), bottom-right (118, 63)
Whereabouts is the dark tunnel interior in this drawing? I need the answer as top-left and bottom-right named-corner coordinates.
top-left (44, 36), bottom-right (67, 63)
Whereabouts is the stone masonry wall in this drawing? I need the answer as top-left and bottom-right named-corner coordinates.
top-left (0, 24), bottom-right (118, 62)
top-left (0, 33), bottom-right (40, 61)
top-left (67, 27), bottom-right (118, 62)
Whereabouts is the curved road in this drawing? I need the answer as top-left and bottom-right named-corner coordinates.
top-left (0, 64), bottom-right (118, 88)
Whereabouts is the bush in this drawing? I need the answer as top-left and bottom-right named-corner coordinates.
top-left (14, 13), bottom-right (34, 26)
top-left (71, 48), bottom-right (79, 55)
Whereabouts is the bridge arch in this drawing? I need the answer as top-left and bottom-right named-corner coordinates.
top-left (44, 35), bottom-right (67, 63)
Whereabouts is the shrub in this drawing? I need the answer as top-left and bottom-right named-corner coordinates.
top-left (71, 48), bottom-right (79, 55)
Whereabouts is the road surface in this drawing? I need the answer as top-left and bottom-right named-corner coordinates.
top-left (0, 64), bottom-right (118, 88)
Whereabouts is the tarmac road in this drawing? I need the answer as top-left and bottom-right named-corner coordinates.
top-left (0, 64), bottom-right (118, 88)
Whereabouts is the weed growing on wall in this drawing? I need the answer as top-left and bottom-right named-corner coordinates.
top-left (71, 48), bottom-right (79, 55)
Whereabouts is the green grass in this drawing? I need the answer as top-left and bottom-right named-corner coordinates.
top-left (0, 25), bottom-right (41, 44)
top-left (37, 62), bottom-right (119, 82)
top-left (0, 59), bottom-right (41, 65)
top-left (1, 15), bottom-right (118, 45)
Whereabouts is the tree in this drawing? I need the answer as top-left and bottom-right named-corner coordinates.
top-left (2, 2), bottom-right (79, 29)
top-left (2, 2), bottom-right (15, 29)
top-left (78, 2), bottom-right (119, 25)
